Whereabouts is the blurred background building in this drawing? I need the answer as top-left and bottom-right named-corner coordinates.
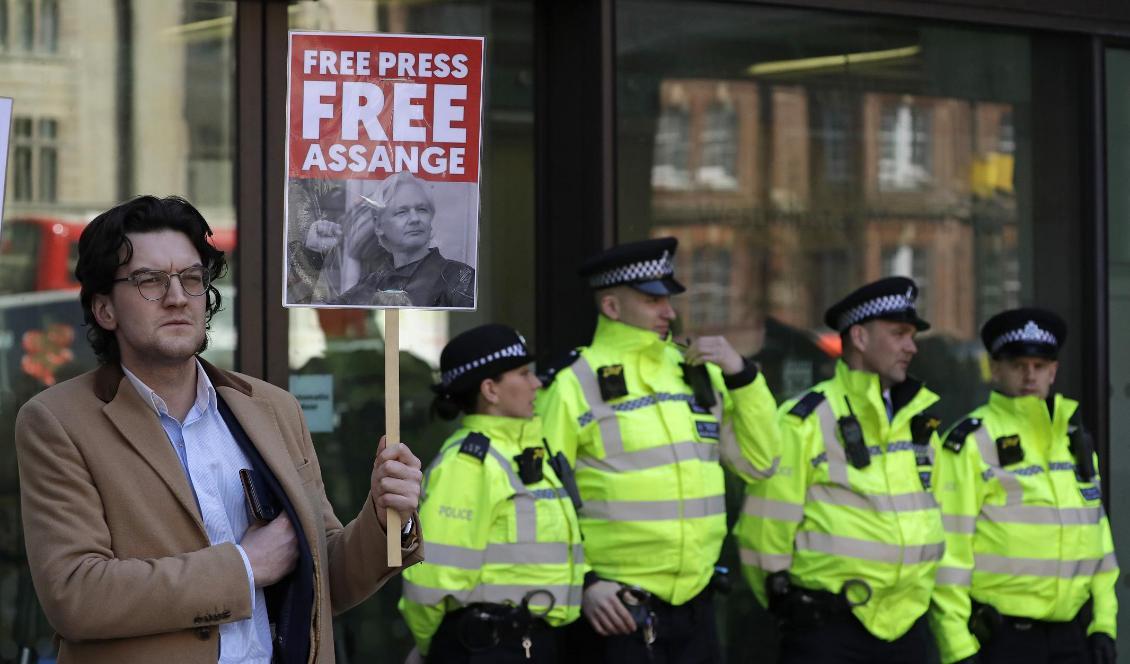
top-left (1, 0), bottom-right (1129, 661)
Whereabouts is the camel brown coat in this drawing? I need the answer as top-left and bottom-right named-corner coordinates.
top-left (15, 360), bottom-right (422, 662)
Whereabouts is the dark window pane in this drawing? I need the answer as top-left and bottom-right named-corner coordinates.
top-left (12, 145), bottom-right (32, 200)
top-left (38, 117), bottom-right (56, 138)
top-left (0, 1), bottom-right (9, 50)
top-left (40, 0), bottom-right (57, 52)
top-left (18, 0), bottom-right (32, 51)
top-left (39, 146), bottom-right (57, 202)
top-left (0, 219), bottom-right (40, 293)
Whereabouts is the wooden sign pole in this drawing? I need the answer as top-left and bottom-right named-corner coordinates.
top-left (385, 308), bottom-right (403, 566)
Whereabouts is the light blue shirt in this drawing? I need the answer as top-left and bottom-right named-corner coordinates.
top-left (123, 361), bottom-right (273, 663)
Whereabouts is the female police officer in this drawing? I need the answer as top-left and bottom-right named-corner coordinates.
top-left (399, 324), bottom-right (586, 663)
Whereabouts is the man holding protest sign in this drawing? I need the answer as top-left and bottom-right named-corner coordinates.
top-left (538, 237), bottom-right (781, 662)
top-left (14, 195), bottom-right (423, 663)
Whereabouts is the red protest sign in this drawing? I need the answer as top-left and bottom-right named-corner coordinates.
top-left (287, 32), bottom-right (483, 183)
top-left (283, 32), bottom-right (483, 310)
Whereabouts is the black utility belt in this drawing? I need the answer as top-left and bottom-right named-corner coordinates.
top-left (443, 603), bottom-right (555, 656)
top-left (450, 603), bottom-right (553, 631)
top-left (970, 600), bottom-right (1090, 642)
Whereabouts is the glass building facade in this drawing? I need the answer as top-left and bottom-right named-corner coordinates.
top-left (0, 0), bottom-right (1127, 661)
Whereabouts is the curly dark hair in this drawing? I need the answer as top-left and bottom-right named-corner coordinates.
top-left (76, 195), bottom-right (228, 364)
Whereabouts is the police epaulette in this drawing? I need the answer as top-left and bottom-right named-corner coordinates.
top-left (788, 391), bottom-right (826, 419)
top-left (537, 348), bottom-right (581, 387)
top-left (943, 418), bottom-right (982, 454)
top-left (459, 432), bottom-right (491, 462)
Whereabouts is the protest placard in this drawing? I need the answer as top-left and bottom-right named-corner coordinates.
top-left (285, 32), bottom-right (484, 564)
top-left (284, 32), bottom-right (483, 311)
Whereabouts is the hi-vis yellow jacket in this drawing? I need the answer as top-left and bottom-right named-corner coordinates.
top-left (735, 360), bottom-right (945, 641)
top-left (930, 392), bottom-right (1118, 663)
top-left (398, 415), bottom-right (585, 655)
top-left (537, 316), bottom-right (780, 606)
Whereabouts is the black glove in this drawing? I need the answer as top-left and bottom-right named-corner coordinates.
top-left (1090, 632), bottom-right (1116, 664)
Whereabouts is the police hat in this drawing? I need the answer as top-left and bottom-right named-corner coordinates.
top-left (981, 307), bottom-right (1066, 360)
top-left (824, 276), bottom-right (930, 333)
top-left (578, 237), bottom-right (686, 296)
top-left (437, 324), bottom-right (533, 395)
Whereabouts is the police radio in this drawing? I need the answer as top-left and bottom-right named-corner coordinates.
top-left (1068, 414), bottom-right (1097, 482)
top-left (839, 397), bottom-right (870, 469)
top-left (543, 439), bottom-right (583, 510)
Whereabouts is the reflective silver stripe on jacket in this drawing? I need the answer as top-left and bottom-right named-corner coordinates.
top-left (578, 393), bottom-right (699, 426)
top-left (739, 546), bottom-right (793, 572)
top-left (742, 494), bottom-right (805, 523)
top-left (425, 541), bottom-right (585, 569)
top-left (581, 494), bottom-right (726, 521)
top-left (974, 552), bottom-right (1118, 579)
top-left (973, 426), bottom-right (1024, 505)
top-left (573, 356), bottom-right (625, 455)
top-left (815, 400), bottom-right (849, 487)
top-left (403, 580), bottom-right (584, 608)
top-left (942, 514), bottom-right (977, 535)
top-left (577, 440), bottom-right (719, 473)
top-left (935, 566), bottom-right (973, 586)
top-left (795, 530), bottom-right (944, 565)
top-left (807, 484), bottom-right (937, 513)
top-left (487, 447), bottom-right (538, 542)
top-left (979, 504), bottom-right (1104, 526)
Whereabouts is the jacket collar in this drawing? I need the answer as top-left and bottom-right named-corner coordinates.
top-left (94, 357), bottom-right (262, 541)
top-left (592, 315), bottom-right (671, 354)
top-left (461, 414), bottom-right (543, 453)
top-left (988, 390), bottom-right (1076, 425)
top-left (833, 359), bottom-right (934, 423)
top-left (94, 357), bottom-right (252, 403)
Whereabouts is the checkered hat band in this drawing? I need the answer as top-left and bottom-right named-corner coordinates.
top-left (588, 255), bottom-right (674, 289)
top-left (837, 294), bottom-right (916, 331)
top-left (441, 343), bottom-right (529, 386)
top-left (990, 323), bottom-right (1058, 354)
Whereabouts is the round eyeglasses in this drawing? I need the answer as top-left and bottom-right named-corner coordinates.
top-left (112, 266), bottom-right (211, 301)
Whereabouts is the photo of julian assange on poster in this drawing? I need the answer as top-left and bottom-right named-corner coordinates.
top-left (285, 171), bottom-right (478, 310)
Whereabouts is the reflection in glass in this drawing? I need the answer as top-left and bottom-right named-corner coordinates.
top-left (0, 2), bottom-right (237, 658)
top-left (617, 3), bottom-right (1082, 660)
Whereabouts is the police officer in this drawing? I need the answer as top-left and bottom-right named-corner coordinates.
top-left (736, 276), bottom-right (945, 662)
top-left (930, 308), bottom-right (1118, 664)
top-left (399, 324), bottom-right (586, 663)
top-left (538, 237), bottom-right (780, 662)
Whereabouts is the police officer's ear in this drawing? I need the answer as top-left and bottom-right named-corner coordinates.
top-left (596, 289), bottom-right (621, 320)
top-left (846, 324), bottom-right (869, 355)
top-left (479, 377), bottom-right (501, 406)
